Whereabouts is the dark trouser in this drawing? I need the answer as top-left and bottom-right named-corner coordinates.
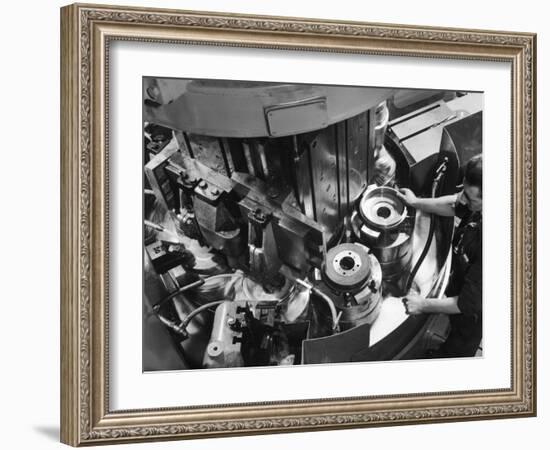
top-left (436, 314), bottom-right (482, 358)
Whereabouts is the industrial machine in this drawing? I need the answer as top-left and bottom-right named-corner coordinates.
top-left (142, 78), bottom-right (482, 370)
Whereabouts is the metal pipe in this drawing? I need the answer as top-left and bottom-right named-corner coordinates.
top-left (144, 220), bottom-right (182, 243)
top-left (155, 299), bottom-right (226, 340)
top-left (242, 141), bottom-right (256, 175)
top-left (155, 314), bottom-right (188, 337)
top-left (295, 279), bottom-right (340, 331)
top-left (144, 219), bottom-right (165, 233)
top-left (256, 141), bottom-right (270, 178)
top-left (180, 300), bottom-right (226, 330)
top-left (152, 279), bottom-right (206, 312)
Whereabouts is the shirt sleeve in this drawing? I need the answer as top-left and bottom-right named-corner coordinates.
top-left (456, 256), bottom-right (482, 320)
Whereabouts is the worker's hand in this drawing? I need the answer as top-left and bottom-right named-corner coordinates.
top-left (396, 188), bottom-right (418, 207)
top-left (402, 292), bottom-right (428, 315)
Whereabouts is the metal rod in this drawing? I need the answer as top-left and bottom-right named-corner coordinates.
top-left (257, 141), bottom-right (269, 178)
top-left (181, 300), bottom-right (226, 329)
top-left (144, 219), bottom-right (165, 232)
top-left (242, 141), bottom-right (256, 175)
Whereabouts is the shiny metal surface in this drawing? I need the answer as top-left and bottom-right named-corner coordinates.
top-left (375, 232), bottom-right (413, 287)
top-left (359, 186), bottom-right (407, 230)
top-left (202, 301), bottom-right (244, 369)
top-left (337, 253), bottom-right (383, 329)
top-left (292, 135), bottom-right (316, 219)
top-left (300, 126), bottom-right (340, 232)
top-left (266, 98), bottom-right (328, 137)
top-left (241, 275), bottom-right (295, 303)
top-left (353, 185), bottom-right (412, 292)
top-left (186, 133), bottom-right (229, 176)
top-left (144, 78), bottom-right (393, 138)
top-left (319, 244), bottom-right (382, 330)
top-left (390, 100), bottom-right (454, 143)
top-left (374, 101), bottom-right (389, 150)
top-left (324, 243), bottom-right (371, 291)
top-left (346, 112), bottom-right (369, 204)
top-left (293, 112), bottom-right (370, 237)
top-left (331, 248), bottom-right (363, 277)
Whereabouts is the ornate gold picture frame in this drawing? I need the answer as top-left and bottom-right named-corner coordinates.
top-left (60, 3), bottom-right (536, 446)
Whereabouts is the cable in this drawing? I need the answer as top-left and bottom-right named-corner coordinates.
top-left (404, 158), bottom-right (448, 293)
top-left (152, 278), bottom-right (205, 312)
top-left (295, 279), bottom-right (340, 331)
top-left (180, 300), bottom-right (226, 330)
top-left (153, 273), bottom-right (244, 339)
top-left (154, 299), bottom-right (226, 339)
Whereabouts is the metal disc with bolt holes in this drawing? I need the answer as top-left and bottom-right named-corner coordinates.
top-left (324, 243), bottom-right (371, 291)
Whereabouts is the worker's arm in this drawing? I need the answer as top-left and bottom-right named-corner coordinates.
top-left (405, 257), bottom-right (482, 318)
top-left (404, 294), bottom-right (461, 315)
top-left (396, 188), bottom-right (457, 217)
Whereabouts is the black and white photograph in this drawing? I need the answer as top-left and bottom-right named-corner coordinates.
top-left (142, 78), bottom-right (483, 371)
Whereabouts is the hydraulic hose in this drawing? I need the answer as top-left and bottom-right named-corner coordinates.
top-left (404, 159), bottom-right (448, 293)
top-left (153, 272), bottom-right (243, 312)
top-left (152, 272), bottom-right (244, 339)
top-left (152, 278), bottom-right (205, 312)
top-left (180, 300), bottom-right (226, 331)
top-left (155, 299), bottom-right (226, 339)
top-left (295, 279), bottom-right (340, 332)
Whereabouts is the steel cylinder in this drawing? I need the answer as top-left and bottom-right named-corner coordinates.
top-left (352, 185), bottom-right (413, 293)
top-left (321, 243), bottom-right (383, 330)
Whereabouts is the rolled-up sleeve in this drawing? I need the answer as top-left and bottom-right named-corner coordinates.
top-left (457, 257), bottom-right (482, 321)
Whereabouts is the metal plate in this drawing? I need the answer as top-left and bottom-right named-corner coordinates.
top-left (359, 186), bottom-right (407, 230)
top-left (266, 98), bottom-right (328, 137)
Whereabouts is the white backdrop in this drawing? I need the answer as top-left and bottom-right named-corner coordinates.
top-left (0, 0), bottom-right (546, 449)
top-left (111, 43), bottom-right (510, 409)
